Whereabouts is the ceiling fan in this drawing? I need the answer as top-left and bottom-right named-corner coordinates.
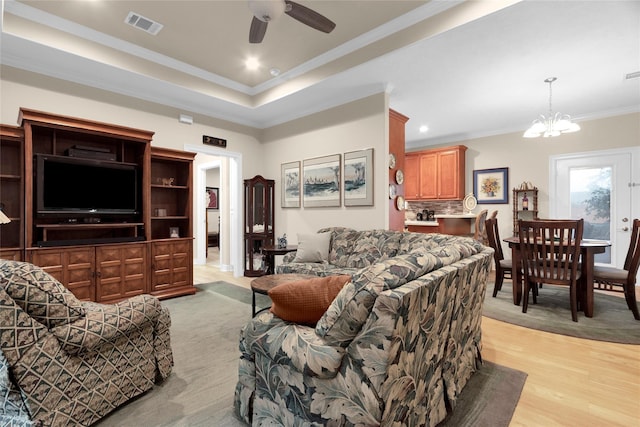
top-left (248, 0), bottom-right (336, 44)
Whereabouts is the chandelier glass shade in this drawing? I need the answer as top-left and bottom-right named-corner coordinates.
top-left (523, 77), bottom-right (580, 138)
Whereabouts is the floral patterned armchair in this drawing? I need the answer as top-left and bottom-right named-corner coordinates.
top-left (0, 260), bottom-right (173, 427)
top-left (235, 234), bottom-right (493, 426)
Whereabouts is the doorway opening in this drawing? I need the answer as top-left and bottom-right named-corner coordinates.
top-left (185, 144), bottom-right (243, 277)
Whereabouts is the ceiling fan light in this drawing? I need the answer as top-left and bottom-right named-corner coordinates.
top-left (248, 0), bottom-right (285, 22)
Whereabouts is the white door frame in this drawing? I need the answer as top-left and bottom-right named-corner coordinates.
top-left (185, 144), bottom-right (244, 277)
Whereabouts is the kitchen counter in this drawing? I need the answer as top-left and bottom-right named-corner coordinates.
top-left (435, 213), bottom-right (477, 219)
top-left (405, 220), bottom-right (439, 227)
top-left (405, 213), bottom-right (476, 236)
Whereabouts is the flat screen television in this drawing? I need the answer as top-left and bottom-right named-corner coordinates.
top-left (35, 154), bottom-right (140, 217)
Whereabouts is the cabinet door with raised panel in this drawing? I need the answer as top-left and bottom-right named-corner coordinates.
top-left (404, 154), bottom-right (420, 199)
top-left (419, 152), bottom-right (438, 199)
top-left (29, 247), bottom-right (95, 301)
top-left (150, 239), bottom-right (194, 298)
top-left (437, 149), bottom-right (462, 199)
top-left (96, 243), bottom-right (147, 303)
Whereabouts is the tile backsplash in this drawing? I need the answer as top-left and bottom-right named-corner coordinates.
top-left (405, 200), bottom-right (464, 220)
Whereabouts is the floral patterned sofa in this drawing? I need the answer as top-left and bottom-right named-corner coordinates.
top-left (0, 260), bottom-right (173, 427)
top-left (234, 228), bottom-right (494, 426)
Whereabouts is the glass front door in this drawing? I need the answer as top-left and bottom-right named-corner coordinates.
top-left (551, 148), bottom-right (636, 268)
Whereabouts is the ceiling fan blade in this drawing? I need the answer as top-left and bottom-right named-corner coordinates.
top-left (249, 16), bottom-right (268, 43)
top-left (285, 1), bottom-right (336, 33)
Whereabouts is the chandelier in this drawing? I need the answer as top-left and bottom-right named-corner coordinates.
top-left (523, 77), bottom-right (580, 138)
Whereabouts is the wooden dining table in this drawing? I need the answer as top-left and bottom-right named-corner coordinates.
top-left (504, 236), bottom-right (611, 317)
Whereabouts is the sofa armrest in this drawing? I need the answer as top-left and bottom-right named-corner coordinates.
top-left (51, 294), bottom-right (164, 355)
top-left (0, 288), bottom-right (48, 365)
top-left (241, 311), bottom-right (345, 379)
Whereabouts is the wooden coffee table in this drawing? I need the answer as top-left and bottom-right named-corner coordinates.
top-left (250, 273), bottom-right (316, 317)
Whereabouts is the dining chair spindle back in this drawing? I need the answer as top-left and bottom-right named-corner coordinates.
top-left (485, 217), bottom-right (513, 297)
top-left (518, 219), bottom-right (584, 322)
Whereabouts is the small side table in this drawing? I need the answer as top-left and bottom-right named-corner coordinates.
top-left (261, 245), bottom-right (298, 275)
top-left (250, 273), bottom-right (316, 316)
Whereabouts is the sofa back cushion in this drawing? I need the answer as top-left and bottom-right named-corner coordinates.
top-left (322, 228), bottom-right (403, 269)
top-left (342, 230), bottom-right (403, 268)
top-left (322, 227), bottom-right (359, 267)
top-left (315, 237), bottom-right (484, 347)
top-left (0, 260), bottom-right (86, 329)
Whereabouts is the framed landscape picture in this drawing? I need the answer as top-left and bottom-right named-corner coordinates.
top-left (303, 154), bottom-right (341, 207)
top-left (343, 148), bottom-right (373, 206)
top-left (473, 167), bottom-right (509, 204)
top-left (281, 161), bottom-right (300, 208)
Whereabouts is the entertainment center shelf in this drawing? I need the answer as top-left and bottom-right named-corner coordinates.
top-left (36, 223), bottom-right (144, 243)
top-left (0, 108), bottom-right (196, 302)
top-left (0, 125), bottom-right (24, 259)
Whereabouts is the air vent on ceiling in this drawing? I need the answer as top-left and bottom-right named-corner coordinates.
top-left (125, 11), bottom-right (163, 35)
top-left (625, 71), bottom-right (640, 80)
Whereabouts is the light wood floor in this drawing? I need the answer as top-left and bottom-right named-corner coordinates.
top-left (194, 252), bottom-right (640, 426)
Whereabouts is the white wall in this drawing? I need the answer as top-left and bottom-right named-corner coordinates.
top-left (260, 93), bottom-right (389, 243)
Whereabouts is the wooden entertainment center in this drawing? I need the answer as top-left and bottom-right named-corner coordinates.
top-left (0, 108), bottom-right (195, 302)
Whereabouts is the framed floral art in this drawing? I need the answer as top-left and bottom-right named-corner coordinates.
top-left (473, 167), bottom-right (509, 204)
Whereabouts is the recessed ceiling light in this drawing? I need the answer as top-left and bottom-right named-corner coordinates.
top-left (269, 68), bottom-right (281, 77)
top-left (245, 57), bottom-right (260, 71)
top-left (419, 125), bottom-right (429, 133)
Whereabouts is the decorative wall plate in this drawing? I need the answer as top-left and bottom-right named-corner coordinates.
top-left (389, 184), bottom-right (396, 199)
top-left (463, 193), bottom-right (478, 213)
top-left (388, 153), bottom-right (396, 169)
top-left (396, 195), bottom-right (405, 211)
top-left (395, 169), bottom-right (404, 184)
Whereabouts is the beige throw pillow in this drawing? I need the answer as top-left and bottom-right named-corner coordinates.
top-left (293, 232), bottom-right (331, 263)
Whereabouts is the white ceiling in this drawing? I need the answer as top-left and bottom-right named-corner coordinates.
top-left (1, 0), bottom-right (639, 147)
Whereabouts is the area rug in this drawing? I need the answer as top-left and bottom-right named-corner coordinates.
top-left (484, 281), bottom-right (640, 344)
top-left (95, 282), bottom-right (526, 427)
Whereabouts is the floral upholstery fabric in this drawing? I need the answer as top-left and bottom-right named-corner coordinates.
top-left (235, 231), bottom-right (493, 426)
top-left (0, 260), bottom-right (173, 427)
top-left (277, 228), bottom-right (476, 276)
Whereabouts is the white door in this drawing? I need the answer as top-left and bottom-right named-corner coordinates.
top-left (550, 148), bottom-right (639, 269)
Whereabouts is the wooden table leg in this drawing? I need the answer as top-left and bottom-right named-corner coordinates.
top-left (252, 290), bottom-right (257, 317)
top-left (582, 248), bottom-right (595, 318)
top-left (511, 246), bottom-right (522, 305)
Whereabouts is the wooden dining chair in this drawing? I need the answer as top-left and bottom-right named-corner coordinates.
top-left (474, 209), bottom-right (489, 245)
top-left (485, 217), bottom-right (513, 297)
top-left (518, 219), bottom-right (584, 322)
top-left (593, 219), bottom-right (640, 320)
top-left (490, 210), bottom-right (498, 220)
